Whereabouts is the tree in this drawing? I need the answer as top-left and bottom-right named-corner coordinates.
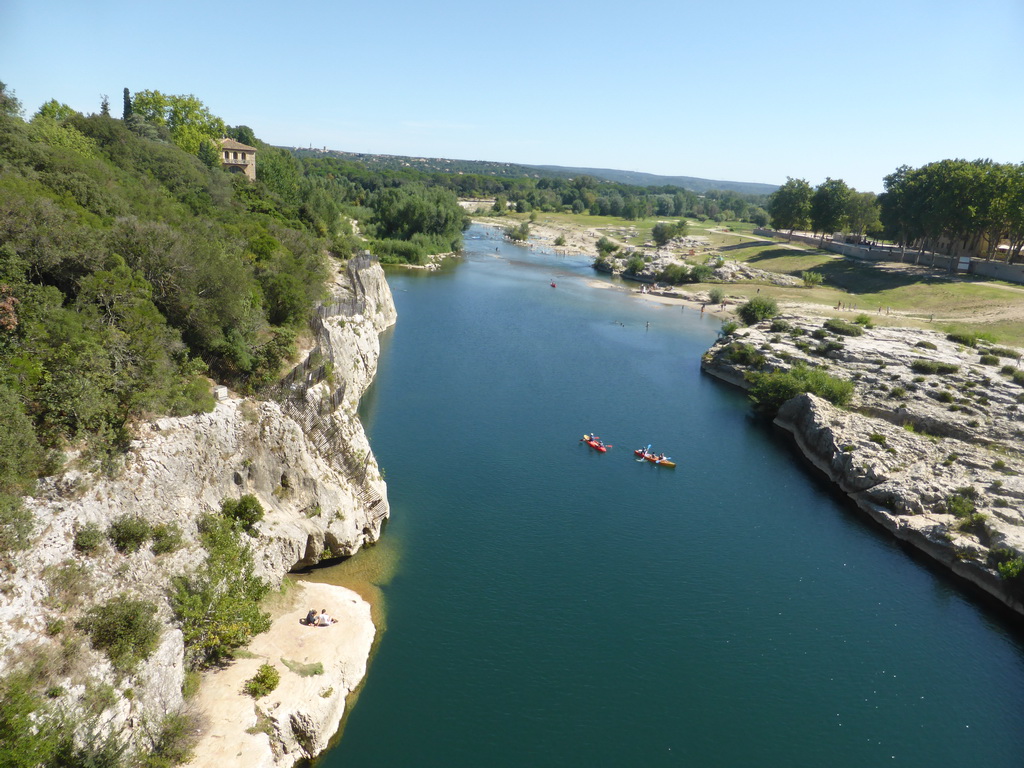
top-left (0, 81), bottom-right (22, 118)
top-left (810, 177), bottom-right (851, 241)
top-left (767, 177), bottom-right (812, 237)
top-left (171, 514), bottom-right (271, 668)
top-left (130, 90), bottom-right (226, 154)
top-left (845, 191), bottom-right (881, 239)
top-left (33, 99), bottom-right (76, 122)
top-left (197, 138), bottom-right (221, 169)
top-left (122, 87), bottom-right (132, 121)
top-left (99, 94), bottom-right (110, 117)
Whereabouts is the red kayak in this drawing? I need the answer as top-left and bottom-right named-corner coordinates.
top-left (634, 449), bottom-right (676, 468)
top-left (581, 434), bottom-right (608, 452)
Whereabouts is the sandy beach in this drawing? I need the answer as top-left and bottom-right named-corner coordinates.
top-left (187, 581), bottom-right (374, 767)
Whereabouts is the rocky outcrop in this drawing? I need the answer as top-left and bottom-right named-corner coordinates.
top-left (0, 256), bottom-right (396, 764)
top-left (701, 315), bottom-right (1024, 614)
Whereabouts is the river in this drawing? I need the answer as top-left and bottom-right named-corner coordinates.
top-left (313, 224), bottom-right (1024, 766)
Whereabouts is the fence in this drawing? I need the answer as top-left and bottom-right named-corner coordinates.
top-left (265, 253), bottom-right (385, 518)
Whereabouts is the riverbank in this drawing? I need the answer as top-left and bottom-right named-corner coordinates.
top-left (701, 315), bottom-right (1024, 616)
top-left (187, 582), bottom-right (374, 767)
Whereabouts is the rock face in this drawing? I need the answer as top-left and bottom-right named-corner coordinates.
top-left (701, 314), bottom-right (1024, 614)
top-left (0, 257), bottom-right (396, 763)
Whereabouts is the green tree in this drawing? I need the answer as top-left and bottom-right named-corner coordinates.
top-left (0, 81), bottom-right (22, 118)
top-left (810, 177), bottom-right (852, 240)
top-left (122, 87), bottom-right (132, 121)
top-left (171, 514), bottom-right (271, 669)
top-left (33, 100), bottom-right (76, 122)
top-left (845, 191), bottom-right (881, 238)
top-left (767, 177), bottom-right (812, 236)
top-left (197, 138), bottom-right (221, 169)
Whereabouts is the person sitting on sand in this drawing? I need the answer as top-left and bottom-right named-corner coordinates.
top-left (317, 609), bottom-right (337, 627)
top-left (305, 608), bottom-right (318, 626)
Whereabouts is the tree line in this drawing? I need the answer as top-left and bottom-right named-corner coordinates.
top-left (767, 159), bottom-right (1024, 263)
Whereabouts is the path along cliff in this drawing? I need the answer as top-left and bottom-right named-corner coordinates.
top-left (701, 316), bottom-right (1024, 616)
top-left (0, 255), bottom-right (396, 766)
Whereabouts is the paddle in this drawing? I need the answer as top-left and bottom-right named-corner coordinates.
top-left (637, 444), bottom-right (651, 461)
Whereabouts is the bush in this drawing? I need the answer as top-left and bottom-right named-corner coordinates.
top-left (504, 222), bottom-right (529, 242)
top-left (769, 319), bottom-right (792, 333)
top-left (823, 318), bottom-right (864, 336)
top-left (987, 347), bottom-right (1019, 359)
top-left (553, 235), bottom-right (566, 246)
top-left (979, 354), bottom-right (999, 366)
top-left (947, 332), bottom-right (977, 347)
top-left (107, 514), bottom-right (152, 553)
top-left (853, 314), bottom-right (874, 328)
top-left (915, 340), bottom-right (937, 350)
top-left (244, 664), bottom-right (280, 698)
top-left (0, 494), bottom-right (35, 553)
top-left (724, 342), bottom-right (766, 368)
top-left (720, 320), bottom-right (740, 335)
top-left (141, 711), bottom-right (200, 767)
top-left (869, 433), bottom-right (887, 445)
top-left (76, 596), bottom-right (161, 672)
top-left (151, 522), bottom-right (184, 555)
top-left (220, 494), bottom-right (264, 534)
top-left (708, 287), bottom-right (725, 304)
top-left (73, 522), bottom-right (105, 554)
top-left (746, 363), bottom-right (854, 415)
top-left (737, 295), bottom-right (779, 325)
top-left (800, 270), bottom-right (823, 287)
top-left (910, 359), bottom-right (960, 375)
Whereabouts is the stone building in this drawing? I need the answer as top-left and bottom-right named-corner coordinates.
top-left (218, 137), bottom-right (257, 181)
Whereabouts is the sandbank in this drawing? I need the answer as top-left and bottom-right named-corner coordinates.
top-left (187, 581), bottom-right (374, 767)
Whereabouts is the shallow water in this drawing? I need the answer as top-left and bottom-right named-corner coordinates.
top-left (314, 225), bottom-right (1024, 767)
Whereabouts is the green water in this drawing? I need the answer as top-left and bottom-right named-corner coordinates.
top-left (318, 225), bottom-right (1024, 766)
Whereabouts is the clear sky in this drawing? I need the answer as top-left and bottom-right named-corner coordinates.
top-left (3, 0), bottom-right (1022, 193)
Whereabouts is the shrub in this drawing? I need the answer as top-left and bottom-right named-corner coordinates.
top-left (979, 354), bottom-right (999, 366)
top-left (811, 328), bottom-right (828, 340)
top-left (0, 494), bottom-right (35, 553)
top-left (708, 287), bottom-right (725, 304)
top-left (220, 494), bottom-right (264, 534)
top-left (769, 319), bottom-right (792, 333)
top-left (1001, 365), bottom-right (1017, 375)
top-left (76, 596), bottom-right (161, 672)
top-left (915, 340), bottom-right (937, 350)
top-left (688, 264), bottom-right (714, 283)
top-left (991, 549), bottom-right (1024, 581)
top-left (244, 664), bottom-right (280, 698)
top-left (824, 318), bottom-right (864, 336)
top-left (853, 314), bottom-right (874, 328)
top-left (724, 342), bottom-right (766, 368)
top-left (553, 235), bottom-right (566, 246)
top-left (142, 711), bottom-right (200, 767)
top-left (869, 433), bottom-right (887, 445)
top-left (74, 523), bottom-right (105, 554)
top-left (1012, 370), bottom-right (1024, 386)
top-left (930, 390), bottom-right (954, 404)
top-left (151, 522), bottom-right (184, 555)
top-left (987, 347), bottom-right (1019, 359)
top-left (889, 386), bottom-right (906, 399)
top-left (801, 270), bottom-right (823, 287)
top-left (947, 332), bottom-right (977, 347)
top-left (957, 512), bottom-right (988, 536)
top-left (737, 295), bottom-right (779, 325)
top-left (107, 515), bottom-right (152, 553)
top-left (746, 363), bottom-right (854, 416)
top-left (911, 359), bottom-right (960, 375)
top-left (720, 320), bottom-right (740, 335)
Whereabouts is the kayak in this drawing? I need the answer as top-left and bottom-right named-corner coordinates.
top-left (634, 449), bottom-right (676, 468)
top-left (582, 435), bottom-right (608, 453)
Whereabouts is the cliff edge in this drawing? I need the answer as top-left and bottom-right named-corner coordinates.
top-left (0, 256), bottom-right (396, 765)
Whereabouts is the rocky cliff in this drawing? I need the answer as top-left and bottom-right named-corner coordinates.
top-left (701, 315), bottom-right (1024, 615)
top-left (0, 256), bottom-right (396, 763)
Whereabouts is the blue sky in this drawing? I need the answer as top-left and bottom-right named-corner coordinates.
top-left (3, 0), bottom-right (1022, 193)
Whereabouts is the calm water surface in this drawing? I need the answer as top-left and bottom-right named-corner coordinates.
top-left (317, 225), bottom-right (1024, 767)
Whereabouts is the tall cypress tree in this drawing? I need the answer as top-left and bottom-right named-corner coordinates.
top-left (122, 87), bottom-right (132, 121)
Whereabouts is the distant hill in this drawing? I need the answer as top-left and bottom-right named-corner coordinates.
top-left (288, 148), bottom-right (777, 195)
top-left (525, 164), bottom-right (779, 196)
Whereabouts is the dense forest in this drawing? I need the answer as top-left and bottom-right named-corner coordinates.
top-left (0, 82), bottom-right (470, 561)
